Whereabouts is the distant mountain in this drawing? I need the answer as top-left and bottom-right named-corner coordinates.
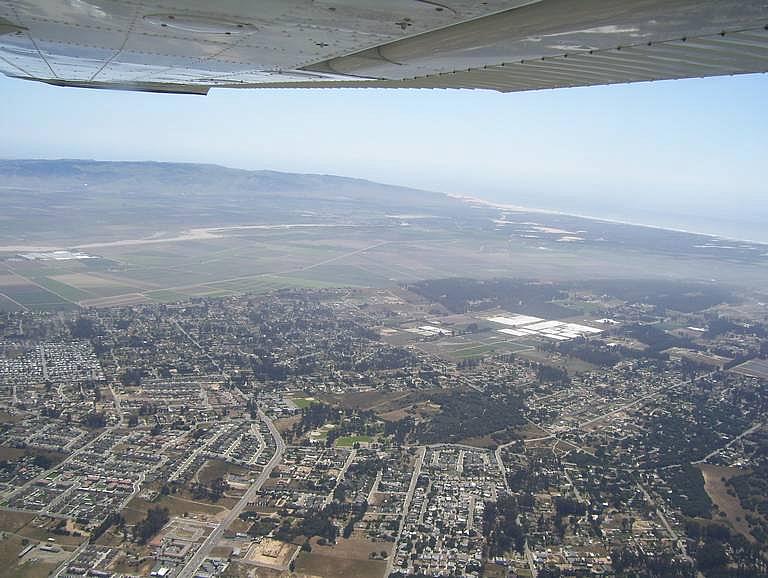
top-left (0, 159), bottom-right (453, 204)
top-left (0, 159), bottom-right (468, 244)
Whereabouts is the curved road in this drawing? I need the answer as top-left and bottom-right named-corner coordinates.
top-left (178, 409), bottom-right (285, 577)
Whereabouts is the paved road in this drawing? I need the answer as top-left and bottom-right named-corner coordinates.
top-left (178, 409), bottom-right (285, 578)
top-left (324, 448), bottom-right (356, 507)
top-left (636, 481), bottom-right (696, 568)
top-left (107, 380), bottom-right (123, 426)
top-left (384, 446), bottom-right (425, 578)
top-left (524, 541), bottom-right (538, 578)
top-left (579, 372), bottom-right (716, 430)
top-left (2, 429), bottom-right (108, 503)
top-left (693, 420), bottom-right (764, 464)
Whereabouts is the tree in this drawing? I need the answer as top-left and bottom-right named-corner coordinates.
top-left (69, 317), bottom-right (97, 338)
top-left (134, 507), bottom-right (169, 544)
top-left (83, 412), bottom-right (106, 429)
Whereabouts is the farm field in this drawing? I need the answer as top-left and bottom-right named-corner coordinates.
top-left (731, 358), bottom-right (768, 380)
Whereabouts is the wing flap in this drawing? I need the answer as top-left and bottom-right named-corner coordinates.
top-left (1, 0), bottom-right (766, 93)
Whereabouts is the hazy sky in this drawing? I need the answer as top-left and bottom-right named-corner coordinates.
top-left (2, 72), bottom-right (766, 238)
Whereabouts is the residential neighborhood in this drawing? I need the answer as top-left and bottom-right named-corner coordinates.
top-left (1, 281), bottom-right (767, 578)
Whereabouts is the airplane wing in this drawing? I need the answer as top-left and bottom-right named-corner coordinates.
top-left (1, 0), bottom-right (767, 94)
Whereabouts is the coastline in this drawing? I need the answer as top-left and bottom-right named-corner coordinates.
top-left (450, 194), bottom-right (768, 247)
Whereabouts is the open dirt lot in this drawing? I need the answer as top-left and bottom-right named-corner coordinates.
top-left (699, 464), bottom-right (756, 541)
top-left (293, 536), bottom-right (391, 578)
top-left (244, 539), bottom-right (298, 570)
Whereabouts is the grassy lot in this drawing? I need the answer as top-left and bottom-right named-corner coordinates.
top-left (335, 435), bottom-right (373, 448)
top-left (289, 396), bottom-right (317, 409)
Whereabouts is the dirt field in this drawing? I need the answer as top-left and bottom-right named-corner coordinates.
top-left (0, 510), bottom-right (36, 533)
top-left (196, 459), bottom-right (249, 484)
top-left (223, 561), bottom-right (303, 578)
top-left (459, 434), bottom-right (498, 448)
top-left (518, 349), bottom-right (596, 374)
top-left (514, 422), bottom-right (553, 440)
top-left (377, 398), bottom-right (440, 423)
top-left (0, 445), bottom-right (65, 465)
top-left (244, 539), bottom-right (298, 570)
top-left (0, 511), bottom-right (85, 547)
top-left (275, 415), bottom-right (301, 433)
top-left (699, 464), bottom-right (756, 541)
top-left (0, 535), bottom-right (59, 578)
top-left (0, 412), bottom-right (23, 424)
top-left (123, 493), bottom-right (229, 525)
top-left (484, 563), bottom-right (510, 578)
top-left (295, 551), bottom-right (386, 578)
top-left (293, 536), bottom-right (390, 578)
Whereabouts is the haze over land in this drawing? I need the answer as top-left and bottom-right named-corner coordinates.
top-left (0, 159), bottom-right (766, 313)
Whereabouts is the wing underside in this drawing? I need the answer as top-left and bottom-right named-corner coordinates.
top-left (1, 0), bottom-right (767, 94)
